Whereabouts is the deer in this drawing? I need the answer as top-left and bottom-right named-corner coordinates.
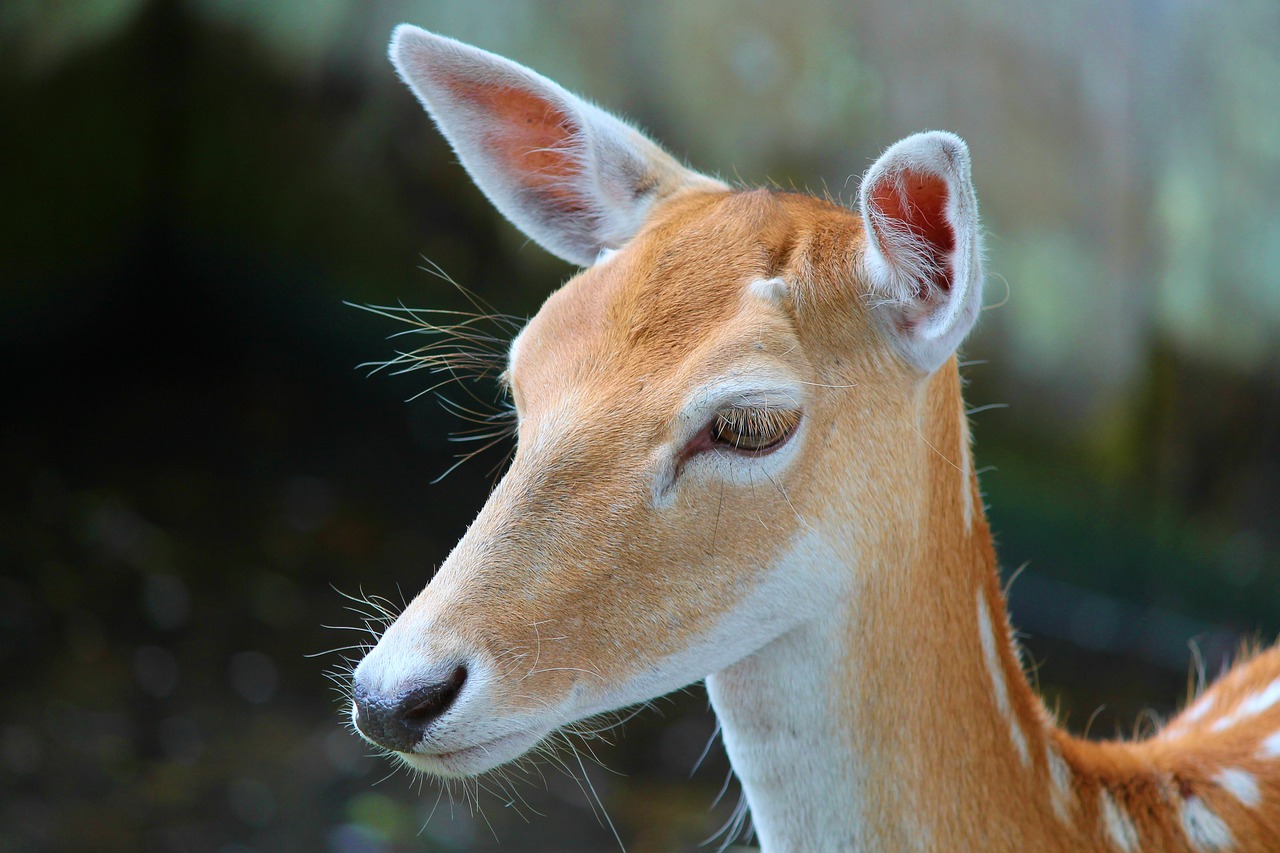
top-left (348, 25), bottom-right (1280, 852)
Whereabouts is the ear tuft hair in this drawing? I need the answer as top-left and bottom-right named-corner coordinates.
top-left (858, 131), bottom-right (984, 373)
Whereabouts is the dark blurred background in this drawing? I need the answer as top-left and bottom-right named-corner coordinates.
top-left (2, 1), bottom-right (1279, 851)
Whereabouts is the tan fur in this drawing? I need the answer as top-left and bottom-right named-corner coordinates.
top-left (401, 189), bottom-right (827, 711)
top-left (376, 183), bottom-right (1279, 850)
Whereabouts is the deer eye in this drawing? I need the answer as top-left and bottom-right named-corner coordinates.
top-left (709, 407), bottom-right (801, 454)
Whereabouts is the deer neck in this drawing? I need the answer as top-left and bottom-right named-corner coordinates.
top-left (705, 362), bottom-right (1061, 851)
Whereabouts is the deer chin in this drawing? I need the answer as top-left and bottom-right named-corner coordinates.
top-left (392, 724), bottom-right (552, 779)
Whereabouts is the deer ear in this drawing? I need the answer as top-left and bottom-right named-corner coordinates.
top-left (858, 131), bottom-right (984, 373)
top-left (389, 25), bottom-right (723, 267)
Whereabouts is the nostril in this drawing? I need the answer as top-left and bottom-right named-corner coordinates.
top-left (352, 665), bottom-right (468, 753)
top-left (401, 665), bottom-right (467, 727)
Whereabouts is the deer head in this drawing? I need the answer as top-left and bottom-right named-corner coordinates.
top-left (351, 25), bottom-right (982, 781)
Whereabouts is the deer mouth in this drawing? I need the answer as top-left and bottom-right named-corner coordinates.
top-left (393, 724), bottom-right (549, 778)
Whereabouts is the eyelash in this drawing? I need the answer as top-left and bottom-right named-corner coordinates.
top-left (708, 406), bottom-right (801, 454)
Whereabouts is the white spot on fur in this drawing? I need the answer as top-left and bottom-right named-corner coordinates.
top-left (1211, 680), bottom-right (1280, 732)
top-left (1100, 789), bottom-right (1139, 852)
top-left (1181, 796), bottom-right (1233, 851)
top-left (1046, 743), bottom-right (1074, 823)
top-left (1259, 730), bottom-right (1280, 758)
top-left (1214, 767), bottom-right (1260, 808)
top-left (594, 247), bottom-right (619, 265)
top-left (1239, 680), bottom-right (1280, 716)
top-left (976, 590), bottom-right (1029, 766)
top-left (1179, 696), bottom-right (1214, 727)
top-left (748, 276), bottom-right (789, 302)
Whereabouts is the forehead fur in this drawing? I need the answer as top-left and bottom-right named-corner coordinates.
top-left (511, 188), bottom-right (867, 403)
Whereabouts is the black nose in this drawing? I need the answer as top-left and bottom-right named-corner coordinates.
top-left (352, 665), bottom-right (468, 752)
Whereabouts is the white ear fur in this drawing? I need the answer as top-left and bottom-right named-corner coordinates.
top-left (389, 25), bottom-right (724, 267)
top-left (858, 131), bottom-right (983, 374)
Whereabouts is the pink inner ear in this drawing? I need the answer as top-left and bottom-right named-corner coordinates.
top-left (447, 77), bottom-right (589, 217)
top-left (870, 169), bottom-right (955, 295)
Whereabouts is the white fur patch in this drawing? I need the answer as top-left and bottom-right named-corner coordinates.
top-left (1045, 743), bottom-right (1074, 823)
top-left (507, 324), bottom-right (528, 375)
top-left (1259, 730), bottom-right (1280, 758)
top-left (1211, 680), bottom-right (1280, 732)
top-left (976, 589), bottom-right (1029, 766)
top-left (704, 532), bottom-right (861, 851)
top-left (1181, 796), bottom-right (1233, 851)
top-left (1179, 696), bottom-right (1214, 727)
top-left (748, 276), bottom-right (789, 302)
top-left (1238, 680), bottom-right (1280, 716)
top-left (1100, 789), bottom-right (1140, 852)
top-left (1214, 767), bottom-right (1260, 808)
